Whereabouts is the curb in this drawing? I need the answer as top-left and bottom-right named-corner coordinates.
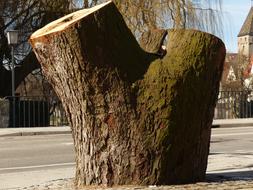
top-left (212, 124), bottom-right (253, 128)
top-left (212, 119), bottom-right (253, 128)
top-left (2, 120), bottom-right (253, 137)
top-left (0, 129), bottom-right (71, 137)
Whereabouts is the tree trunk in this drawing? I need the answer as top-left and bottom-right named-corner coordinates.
top-left (30, 1), bottom-right (225, 187)
top-left (139, 29), bottom-right (167, 55)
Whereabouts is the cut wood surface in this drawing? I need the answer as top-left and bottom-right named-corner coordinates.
top-left (30, 1), bottom-right (226, 188)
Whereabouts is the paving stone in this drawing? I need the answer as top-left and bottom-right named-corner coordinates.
top-left (15, 178), bottom-right (253, 190)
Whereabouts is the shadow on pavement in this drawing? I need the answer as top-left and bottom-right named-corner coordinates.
top-left (206, 170), bottom-right (253, 182)
top-left (209, 152), bottom-right (253, 156)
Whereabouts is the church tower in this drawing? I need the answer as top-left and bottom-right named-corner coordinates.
top-left (238, 7), bottom-right (253, 57)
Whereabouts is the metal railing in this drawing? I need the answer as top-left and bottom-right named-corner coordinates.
top-left (214, 91), bottom-right (253, 119)
top-left (5, 96), bottom-right (68, 127)
top-left (8, 92), bottom-right (252, 126)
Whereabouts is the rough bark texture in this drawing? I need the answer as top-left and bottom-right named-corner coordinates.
top-left (139, 29), bottom-right (167, 55)
top-left (30, 1), bottom-right (225, 187)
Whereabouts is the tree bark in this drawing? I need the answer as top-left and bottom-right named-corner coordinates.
top-left (30, 1), bottom-right (225, 187)
top-left (139, 29), bottom-right (167, 55)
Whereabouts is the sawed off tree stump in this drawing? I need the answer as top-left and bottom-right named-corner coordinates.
top-left (30, 1), bottom-right (225, 187)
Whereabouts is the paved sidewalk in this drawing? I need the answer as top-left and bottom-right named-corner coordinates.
top-left (0, 126), bottom-right (71, 137)
top-left (1, 122), bottom-right (253, 189)
top-left (0, 118), bottom-right (252, 138)
top-left (213, 118), bottom-right (253, 127)
top-left (14, 178), bottom-right (253, 190)
top-left (1, 167), bottom-right (75, 190)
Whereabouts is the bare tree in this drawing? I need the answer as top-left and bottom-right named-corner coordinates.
top-left (0, 0), bottom-right (74, 97)
top-left (0, 0), bottom-right (222, 98)
top-left (91, 0), bottom-right (223, 35)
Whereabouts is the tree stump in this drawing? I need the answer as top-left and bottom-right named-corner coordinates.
top-left (30, 1), bottom-right (225, 187)
top-left (139, 29), bottom-right (167, 55)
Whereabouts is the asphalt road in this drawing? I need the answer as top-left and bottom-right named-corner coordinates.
top-left (0, 134), bottom-right (75, 189)
top-left (210, 126), bottom-right (253, 153)
top-left (207, 126), bottom-right (253, 180)
top-left (0, 134), bottom-right (75, 174)
top-left (1, 127), bottom-right (253, 189)
top-left (1, 127), bottom-right (253, 172)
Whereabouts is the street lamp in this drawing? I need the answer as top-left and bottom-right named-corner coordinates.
top-left (7, 30), bottom-right (19, 128)
top-left (7, 30), bottom-right (19, 45)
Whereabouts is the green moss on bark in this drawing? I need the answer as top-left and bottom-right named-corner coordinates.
top-left (136, 29), bottom-right (225, 184)
top-left (30, 2), bottom-right (225, 186)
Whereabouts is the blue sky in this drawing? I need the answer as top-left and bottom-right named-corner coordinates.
top-left (222, 0), bottom-right (252, 53)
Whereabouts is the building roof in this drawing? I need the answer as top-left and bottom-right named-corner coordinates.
top-left (238, 7), bottom-right (253, 37)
